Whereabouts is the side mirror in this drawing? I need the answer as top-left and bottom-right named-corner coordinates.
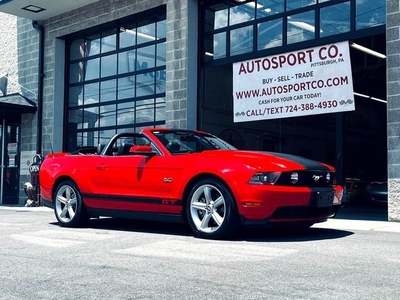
top-left (129, 145), bottom-right (157, 156)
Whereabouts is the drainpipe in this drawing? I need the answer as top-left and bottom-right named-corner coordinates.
top-left (32, 21), bottom-right (44, 155)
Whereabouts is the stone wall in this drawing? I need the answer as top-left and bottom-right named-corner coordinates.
top-left (165, 0), bottom-right (198, 129)
top-left (387, 0), bottom-right (400, 221)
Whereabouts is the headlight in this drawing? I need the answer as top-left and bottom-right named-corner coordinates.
top-left (291, 172), bottom-right (299, 184)
top-left (249, 172), bottom-right (281, 185)
top-left (326, 172), bottom-right (331, 183)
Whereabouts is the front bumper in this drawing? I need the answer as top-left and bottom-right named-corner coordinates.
top-left (234, 184), bottom-right (341, 226)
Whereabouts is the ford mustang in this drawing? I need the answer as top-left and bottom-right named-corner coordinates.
top-left (39, 128), bottom-right (342, 239)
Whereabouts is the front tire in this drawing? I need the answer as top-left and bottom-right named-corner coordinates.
top-left (54, 180), bottom-right (88, 227)
top-left (186, 178), bottom-right (239, 239)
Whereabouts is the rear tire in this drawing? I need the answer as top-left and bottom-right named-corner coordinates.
top-left (54, 180), bottom-right (88, 227)
top-left (186, 178), bottom-right (239, 239)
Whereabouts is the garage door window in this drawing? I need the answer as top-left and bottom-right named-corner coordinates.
top-left (66, 15), bottom-right (166, 152)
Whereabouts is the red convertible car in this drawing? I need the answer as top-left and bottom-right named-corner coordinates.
top-left (39, 128), bottom-right (342, 239)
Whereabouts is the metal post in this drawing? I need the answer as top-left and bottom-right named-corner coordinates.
top-left (0, 119), bottom-right (5, 203)
top-left (336, 112), bottom-right (344, 186)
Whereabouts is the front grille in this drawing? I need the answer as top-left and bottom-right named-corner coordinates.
top-left (276, 170), bottom-right (334, 187)
top-left (271, 206), bottom-right (333, 220)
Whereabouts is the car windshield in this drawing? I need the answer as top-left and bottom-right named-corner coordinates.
top-left (153, 130), bottom-right (237, 154)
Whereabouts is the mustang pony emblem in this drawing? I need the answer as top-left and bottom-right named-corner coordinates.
top-left (312, 175), bottom-right (323, 182)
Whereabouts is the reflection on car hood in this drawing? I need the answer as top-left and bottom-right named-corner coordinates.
top-left (197, 150), bottom-right (332, 171)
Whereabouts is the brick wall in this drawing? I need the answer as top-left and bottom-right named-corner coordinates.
top-left (165, 0), bottom-right (198, 129)
top-left (387, 0), bottom-right (400, 221)
top-left (0, 13), bottom-right (19, 95)
top-left (16, 18), bottom-right (39, 204)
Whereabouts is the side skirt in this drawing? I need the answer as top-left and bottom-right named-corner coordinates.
top-left (86, 208), bottom-right (185, 224)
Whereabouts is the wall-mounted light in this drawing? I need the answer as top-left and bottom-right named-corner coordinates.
top-left (120, 27), bottom-right (156, 41)
top-left (288, 21), bottom-right (317, 33)
top-left (350, 43), bottom-right (386, 59)
top-left (354, 92), bottom-right (386, 104)
top-left (22, 5), bottom-right (45, 13)
top-left (287, 16), bottom-right (323, 34)
top-left (245, 2), bottom-right (263, 9)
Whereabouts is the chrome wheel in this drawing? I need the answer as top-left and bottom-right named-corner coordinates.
top-left (54, 180), bottom-right (88, 227)
top-left (55, 184), bottom-right (77, 223)
top-left (189, 184), bottom-right (226, 234)
top-left (187, 179), bottom-right (239, 239)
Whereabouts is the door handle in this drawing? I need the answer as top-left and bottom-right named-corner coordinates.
top-left (96, 163), bottom-right (108, 170)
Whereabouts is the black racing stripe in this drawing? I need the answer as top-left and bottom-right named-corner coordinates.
top-left (82, 193), bottom-right (182, 206)
top-left (265, 152), bottom-right (330, 170)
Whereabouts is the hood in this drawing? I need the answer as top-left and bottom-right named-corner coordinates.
top-left (197, 150), bottom-right (333, 171)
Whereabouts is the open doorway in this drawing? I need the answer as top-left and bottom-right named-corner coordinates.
top-left (342, 33), bottom-right (387, 212)
top-left (200, 33), bottom-right (387, 216)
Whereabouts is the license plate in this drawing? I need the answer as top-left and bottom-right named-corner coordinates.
top-left (316, 191), bottom-right (334, 207)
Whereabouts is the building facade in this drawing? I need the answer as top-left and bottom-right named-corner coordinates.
top-left (0, 0), bottom-right (397, 221)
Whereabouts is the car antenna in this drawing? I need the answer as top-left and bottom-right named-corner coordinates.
top-left (48, 135), bottom-right (55, 158)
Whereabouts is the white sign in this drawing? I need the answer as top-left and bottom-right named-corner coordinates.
top-left (7, 142), bottom-right (17, 167)
top-left (7, 142), bottom-right (17, 156)
top-left (232, 41), bottom-right (355, 122)
top-left (20, 151), bottom-right (37, 175)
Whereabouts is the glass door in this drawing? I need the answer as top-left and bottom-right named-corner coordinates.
top-left (0, 119), bottom-right (20, 204)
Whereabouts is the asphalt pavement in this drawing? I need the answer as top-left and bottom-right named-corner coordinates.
top-left (2, 203), bottom-right (400, 300)
top-left (1, 203), bottom-right (399, 233)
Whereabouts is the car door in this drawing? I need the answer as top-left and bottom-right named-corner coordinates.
top-left (86, 151), bottom-right (165, 213)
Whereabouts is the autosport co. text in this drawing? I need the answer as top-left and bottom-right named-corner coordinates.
top-left (235, 76), bottom-right (350, 101)
top-left (236, 44), bottom-right (341, 75)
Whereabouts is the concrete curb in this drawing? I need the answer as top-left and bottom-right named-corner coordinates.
top-left (313, 218), bottom-right (400, 233)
